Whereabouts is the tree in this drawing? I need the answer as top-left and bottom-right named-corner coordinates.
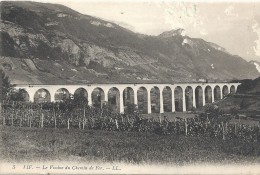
top-left (124, 103), bottom-right (138, 114)
top-left (0, 69), bottom-right (13, 101)
top-left (73, 91), bottom-right (88, 107)
top-left (0, 69), bottom-right (13, 120)
top-left (204, 104), bottom-right (223, 118)
top-left (9, 89), bottom-right (28, 101)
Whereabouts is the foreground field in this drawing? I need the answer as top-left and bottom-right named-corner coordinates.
top-left (0, 126), bottom-right (259, 165)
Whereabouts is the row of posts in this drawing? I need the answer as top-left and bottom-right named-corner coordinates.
top-left (1, 110), bottom-right (233, 141)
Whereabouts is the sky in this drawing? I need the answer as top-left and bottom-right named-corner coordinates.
top-left (13, 0), bottom-right (260, 62)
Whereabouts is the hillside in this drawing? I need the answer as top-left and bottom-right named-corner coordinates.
top-left (211, 77), bottom-right (260, 116)
top-left (236, 77), bottom-right (260, 94)
top-left (250, 60), bottom-right (260, 73)
top-left (0, 1), bottom-right (259, 84)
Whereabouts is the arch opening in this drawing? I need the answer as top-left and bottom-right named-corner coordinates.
top-left (174, 86), bottom-right (183, 112)
top-left (163, 86), bottom-right (172, 112)
top-left (150, 86), bottom-right (160, 113)
top-left (74, 88), bottom-right (88, 105)
top-left (108, 87), bottom-right (120, 113)
top-left (222, 85), bottom-right (229, 97)
top-left (137, 87), bottom-right (148, 114)
top-left (185, 86), bottom-right (193, 111)
top-left (91, 88), bottom-right (105, 109)
top-left (230, 85), bottom-right (236, 94)
top-left (55, 88), bottom-right (70, 102)
top-left (214, 86), bottom-right (221, 101)
top-left (195, 86), bottom-right (203, 108)
top-left (205, 86), bottom-right (212, 104)
top-left (34, 88), bottom-right (51, 103)
top-left (123, 87), bottom-right (135, 113)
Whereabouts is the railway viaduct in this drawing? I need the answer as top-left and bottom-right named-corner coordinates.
top-left (14, 83), bottom-right (240, 114)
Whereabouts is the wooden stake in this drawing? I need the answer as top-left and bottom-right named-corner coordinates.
top-left (121, 115), bottom-right (124, 123)
top-left (67, 118), bottom-right (70, 129)
top-left (235, 123), bottom-right (237, 135)
top-left (41, 113), bottom-right (44, 128)
top-left (82, 118), bottom-right (85, 130)
top-left (29, 115), bottom-right (32, 128)
top-left (185, 118), bottom-right (188, 136)
top-left (84, 106), bottom-right (86, 129)
top-left (11, 114), bottom-right (14, 126)
top-left (27, 113), bottom-right (30, 127)
top-left (83, 106), bottom-right (86, 119)
top-left (222, 122), bottom-right (225, 140)
top-left (53, 106), bottom-right (56, 128)
top-left (115, 119), bottom-right (118, 129)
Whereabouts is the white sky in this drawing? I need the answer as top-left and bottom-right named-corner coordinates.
top-left (8, 0), bottom-right (260, 62)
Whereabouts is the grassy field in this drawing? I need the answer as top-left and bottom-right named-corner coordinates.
top-left (1, 126), bottom-right (260, 165)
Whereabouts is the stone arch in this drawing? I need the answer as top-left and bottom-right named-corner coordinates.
top-left (55, 88), bottom-right (70, 102)
top-left (150, 86), bottom-right (160, 113)
top-left (108, 87), bottom-right (120, 113)
top-left (74, 88), bottom-right (88, 105)
top-left (174, 86), bottom-right (183, 112)
top-left (34, 88), bottom-right (51, 103)
top-left (222, 85), bottom-right (229, 97)
top-left (185, 86), bottom-right (193, 111)
top-left (163, 86), bottom-right (172, 112)
top-left (123, 87), bottom-right (135, 113)
top-left (91, 87), bottom-right (105, 108)
top-left (205, 86), bottom-right (212, 104)
top-left (137, 87), bottom-right (148, 114)
top-left (230, 85), bottom-right (236, 94)
top-left (214, 85), bottom-right (221, 101)
top-left (195, 86), bottom-right (203, 108)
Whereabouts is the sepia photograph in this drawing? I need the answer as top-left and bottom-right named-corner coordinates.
top-left (0, 0), bottom-right (260, 174)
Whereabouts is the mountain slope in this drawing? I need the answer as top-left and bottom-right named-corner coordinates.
top-left (211, 77), bottom-right (260, 116)
top-left (250, 60), bottom-right (260, 73)
top-left (0, 1), bottom-right (259, 84)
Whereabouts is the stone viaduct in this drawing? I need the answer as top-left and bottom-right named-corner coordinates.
top-left (14, 83), bottom-right (240, 114)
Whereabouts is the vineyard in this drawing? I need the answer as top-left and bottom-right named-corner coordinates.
top-left (1, 100), bottom-right (260, 143)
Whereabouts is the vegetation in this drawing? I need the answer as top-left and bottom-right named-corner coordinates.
top-left (0, 70), bottom-right (35, 102)
top-left (1, 125), bottom-right (260, 164)
top-left (1, 91), bottom-right (260, 164)
top-left (236, 77), bottom-right (260, 94)
top-left (1, 101), bottom-right (260, 142)
top-left (0, 69), bottom-right (12, 101)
